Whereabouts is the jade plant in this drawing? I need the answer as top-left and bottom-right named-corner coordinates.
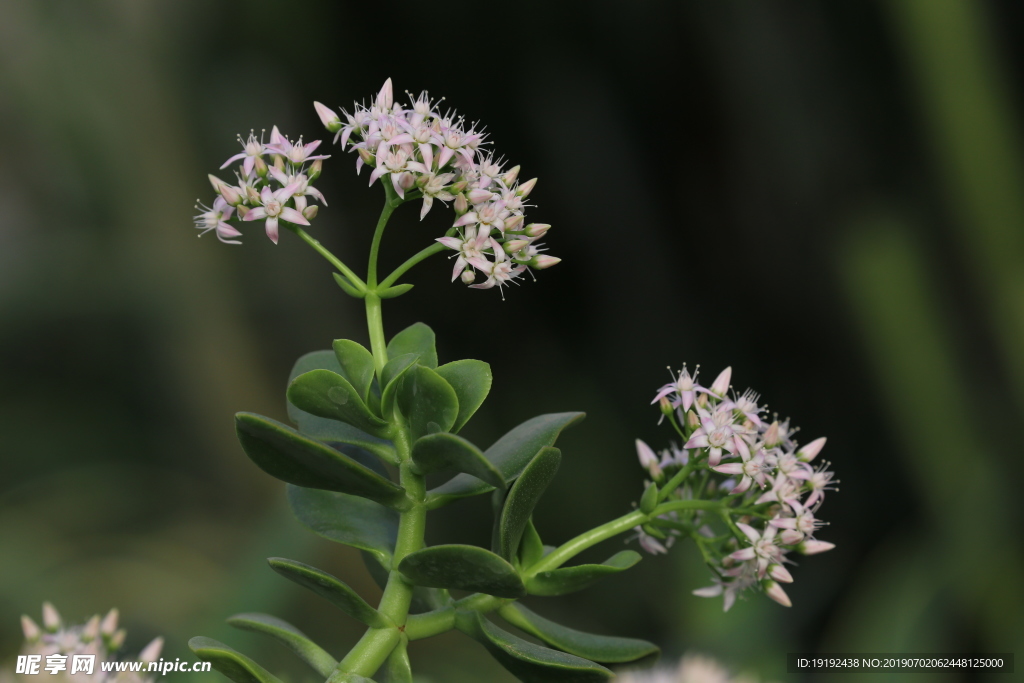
top-left (189, 79), bottom-right (837, 682)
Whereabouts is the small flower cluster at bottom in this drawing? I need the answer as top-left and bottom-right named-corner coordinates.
top-left (617, 653), bottom-right (780, 683)
top-left (631, 365), bottom-right (837, 610)
top-left (5, 603), bottom-right (162, 683)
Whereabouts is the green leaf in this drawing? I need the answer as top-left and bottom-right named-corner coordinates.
top-left (386, 322), bottom-right (437, 368)
top-left (456, 612), bottom-right (612, 682)
top-left (426, 412), bottom-right (585, 509)
top-left (236, 414), bottom-right (406, 508)
top-left (287, 352), bottom-right (396, 464)
top-left (519, 519), bottom-right (545, 569)
top-left (380, 353), bottom-right (420, 419)
top-left (361, 551), bottom-right (449, 613)
top-left (333, 272), bottom-right (367, 298)
top-left (498, 604), bottom-right (658, 665)
top-left (189, 637), bottom-right (284, 683)
top-left (411, 432), bottom-right (504, 488)
top-left (378, 283), bottom-right (414, 299)
top-left (498, 447), bottom-right (560, 561)
top-left (267, 558), bottom-right (390, 628)
top-left (398, 544), bottom-right (525, 598)
top-left (639, 482), bottom-right (658, 514)
top-left (333, 340), bottom-right (376, 404)
top-left (288, 370), bottom-right (389, 436)
top-left (287, 485), bottom-right (398, 566)
top-left (397, 365), bottom-right (460, 441)
top-left (526, 551), bottom-right (642, 596)
top-left (435, 360), bottom-right (492, 433)
top-left (226, 613), bottom-right (336, 677)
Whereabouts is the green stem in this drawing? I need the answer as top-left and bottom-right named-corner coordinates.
top-left (526, 510), bottom-right (648, 577)
top-left (651, 499), bottom-right (724, 517)
top-left (380, 242), bottom-right (447, 289)
top-left (289, 226), bottom-right (365, 289)
top-left (365, 294), bottom-right (387, 379)
top-left (368, 191), bottom-right (399, 288)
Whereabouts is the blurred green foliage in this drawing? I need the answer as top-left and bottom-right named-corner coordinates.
top-left (1, 1), bottom-right (1023, 681)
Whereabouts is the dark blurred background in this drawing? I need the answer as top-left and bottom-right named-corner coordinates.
top-left (2, 1), bottom-right (1023, 681)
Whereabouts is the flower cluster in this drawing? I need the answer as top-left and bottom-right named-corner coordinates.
top-left (196, 126), bottom-right (329, 245)
top-left (618, 653), bottom-right (778, 683)
top-left (313, 79), bottom-right (560, 291)
top-left (9, 604), bottom-right (162, 683)
top-left (633, 365), bottom-right (837, 610)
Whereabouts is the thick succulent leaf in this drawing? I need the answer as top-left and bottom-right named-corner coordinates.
top-left (288, 370), bottom-right (388, 436)
top-left (498, 604), bottom-right (659, 664)
top-left (236, 414), bottom-right (405, 507)
top-left (332, 675), bottom-right (377, 683)
top-left (397, 365), bottom-right (460, 441)
top-left (526, 551), bottom-right (642, 596)
top-left (435, 359), bottom-right (492, 433)
top-left (288, 485), bottom-right (398, 566)
top-left (226, 613), bottom-right (336, 677)
top-left (189, 637), bottom-right (284, 683)
top-left (426, 412), bottom-right (585, 509)
top-left (519, 519), bottom-right (545, 569)
top-left (268, 558), bottom-right (390, 628)
top-left (411, 432), bottom-right (504, 488)
top-left (398, 544), bottom-right (525, 598)
top-left (456, 612), bottom-right (612, 682)
top-left (333, 340), bottom-right (376, 404)
top-left (386, 322), bottom-right (437, 369)
top-left (498, 447), bottom-right (560, 561)
top-left (361, 551), bottom-right (449, 613)
top-left (380, 353), bottom-right (420, 418)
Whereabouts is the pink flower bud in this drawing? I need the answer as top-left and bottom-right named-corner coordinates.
top-left (21, 615), bottom-right (40, 641)
top-left (659, 396), bottom-right (673, 417)
top-left (208, 174), bottom-right (228, 192)
top-left (139, 637), bottom-right (165, 663)
top-left (709, 367), bottom-right (732, 398)
top-left (273, 155), bottom-right (285, 172)
top-left (685, 409), bottom-right (700, 430)
top-left (313, 102), bottom-right (342, 133)
top-left (101, 608), bottom-right (119, 636)
top-left (517, 177), bottom-right (538, 198)
top-left (454, 193), bottom-right (469, 214)
top-left (763, 421), bottom-right (781, 448)
top-left (109, 629), bottom-right (126, 650)
top-left (42, 602), bottom-right (61, 631)
top-left (399, 172), bottom-right (416, 191)
top-left (253, 155), bottom-right (269, 178)
top-left (450, 179), bottom-right (469, 193)
top-left (797, 437), bottom-right (827, 462)
top-left (504, 215), bottom-right (525, 232)
top-left (780, 529), bottom-right (804, 545)
top-left (219, 184), bottom-right (242, 206)
top-left (302, 205), bottom-right (319, 220)
top-left (308, 159), bottom-right (323, 181)
top-left (502, 165), bottom-right (521, 185)
top-left (768, 563), bottom-right (793, 583)
top-left (764, 580), bottom-right (792, 607)
top-left (531, 255), bottom-right (561, 269)
top-left (460, 269), bottom-right (476, 285)
top-left (236, 205), bottom-right (250, 219)
top-left (468, 188), bottom-right (493, 204)
top-left (82, 615), bottom-right (100, 642)
top-left (357, 148), bottom-right (375, 166)
top-left (245, 185), bottom-right (260, 204)
top-left (798, 540), bottom-right (835, 555)
top-left (524, 222), bottom-right (550, 238)
top-left (505, 239), bottom-right (530, 253)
